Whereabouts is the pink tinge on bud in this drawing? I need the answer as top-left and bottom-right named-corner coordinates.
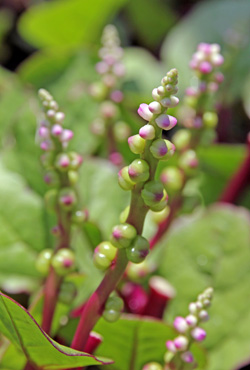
top-left (63, 258), bottom-right (74, 268)
top-left (199, 61), bottom-right (213, 74)
top-left (96, 61), bottom-right (109, 75)
top-left (155, 114), bottom-right (177, 131)
top-left (38, 126), bottom-right (49, 138)
top-left (199, 82), bottom-right (207, 92)
top-left (47, 109), bottom-right (55, 119)
top-left (181, 351), bottom-right (194, 363)
top-left (58, 155), bottom-right (70, 168)
top-left (185, 87), bottom-right (197, 97)
top-left (113, 62), bottom-right (126, 77)
top-left (103, 55), bottom-right (116, 66)
top-left (186, 314), bottom-right (198, 327)
top-left (40, 141), bottom-right (52, 151)
top-left (166, 340), bottom-right (177, 353)
top-left (60, 195), bottom-right (74, 206)
top-left (174, 316), bottom-right (189, 333)
top-left (138, 103), bottom-right (153, 121)
top-left (109, 152), bottom-right (123, 166)
top-left (60, 129), bottom-right (74, 142)
top-left (189, 59), bottom-right (198, 70)
top-left (110, 90), bottom-right (124, 103)
top-left (215, 72), bottom-right (224, 83)
top-left (198, 42), bottom-right (211, 55)
top-left (208, 82), bottom-right (219, 92)
top-left (211, 54), bottom-right (224, 67)
top-left (51, 124), bottom-right (63, 136)
top-left (173, 336), bottom-right (188, 351)
top-left (148, 101), bottom-right (161, 114)
top-left (191, 327), bottom-right (206, 342)
top-left (139, 125), bottom-right (155, 140)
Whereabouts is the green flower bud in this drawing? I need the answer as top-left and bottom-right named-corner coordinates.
top-left (142, 362), bottom-right (163, 370)
top-left (111, 223), bottom-right (137, 249)
top-left (203, 111), bottom-right (218, 128)
top-left (118, 166), bottom-right (136, 191)
top-left (105, 296), bottom-right (124, 312)
top-left (44, 189), bottom-right (58, 212)
top-left (149, 139), bottom-right (168, 159)
top-left (96, 241), bottom-right (117, 260)
top-left (35, 249), bottom-right (53, 275)
top-left (172, 129), bottom-right (191, 151)
top-left (68, 170), bottom-right (79, 185)
top-left (179, 150), bottom-right (199, 175)
top-left (128, 134), bottom-right (146, 154)
top-left (160, 166), bottom-right (184, 192)
top-left (51, 249), bottom-right (76, 276)
top-left (150, 190), bottom-right (168, 212)
top-left (44, 171), bottom-right (59, 187)
top-left (141, 181), bottom-right (165, 207)
top-left (93, 251), bottom-right (112, 270)
top-left (103, 309), bottom-right (121, 323)
top-left (71, 209), bottom-right (89, 224)
top-left (58, 281), bottom-right (77, 304)
top-left (128, 159), bottom-right (150, 183)
top-left (58, 188), bottom-right (77, 210)
top-left (162, 140), bottom-right (175, 160)
top-left (126, 235), bottom-right (150, 264)
top-left (68, 152), bottom-right (83, 170)
top-left (55, 153), bottom-right (71, 172)
top-left (113, 121), bottom-right (131, 142)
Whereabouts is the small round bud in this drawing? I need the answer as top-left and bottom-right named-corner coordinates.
top-left (103, 309), bottom-right (121, 323)
top-left (139, 125), bottom-right (155, 140)
top-left (160, 96), bottom-right (179, 108)
top-left (174, 316), bottom-right (189, 333)
top-left (191, 327), bottom-right (206, 342)
top-left (118, 166), bottom-right (135, 191)
top-left (58, 188), bottom-right (77, 210)
top-left (189, 302), bottom-right (197, 314)
top-left (138, 103), bottom-right (153, 121)
top-left (46, 109), bottom-right (56, 119)
top-left (150, 190), bottom-right (168, 212)
top-left (44, 189), bottom-right (58, 212)
top-left (126, 235), bottom-right (150, 264)
top-left (69, 152), bottom-right (83, 170)
top-left (172, 129), bottom-right (191, 151)
top-left (198, 310), bottom-right (209, 322)
top-left (160, 167), bottom-right (184, 192)
top-left (110, 90), bottom-right (124, 103)
top-left (179, 150), bottom-right (198, 175)
top-left (105, 296), bottom-right (124, 312)
top-left (38, 88), bottom-right (53, 102)
top-left (185, 314), bottom-right (198, 327)
top-left (152, 88), bottom-right (161, 101)
top-left (142, 362), bottom-right (163, 370)
top-left (59, 281), bottom-right (77, 304)
top-left (55, 112), bottom-right (65, 123)
top-left (38, 126), bottom-right (50, 139)
top-left (96, 241), bottom-right (117, 261)
top-left (148, 101), bottom-right (162, 114)
top-left (111, 223), bottom-right (137, 249)
top-left (203, 111), bottom-right (218, 128)
top-left (44, 171), bottom-right (59, 186)
top-left (60, 129), bottom-right (74, 143)
top-left (128, 135), bottom-right (146, 154)
top-left (94, 251), bottom-right (112, 270)
top-left (55, 153), bottom-right (71, 171)
top-left (141, 181), bottom-right (164, 207)
top-left (100, 101), bottom-right (118, 119)
top-left (155, 114), bottom-right (177, 130)
top-left (181, 351), bottom-right (194, 363)
top-left (128, 159), bottom-right (150, 183)
top-left (150, 206), bottom-right (170, 224)
top-left (166, 340), bottom-right (177, 353)
top-left (72, 209), bottom-right (89, 224)
top-left (68, 170), bottom-right (79, 185)
top-left (113, 121), bottom-right (130, 142)
top-left (51, 124), bottom-right (63, 137)
top-left (199, 61), bottom-right (212, 74)
top-left (51, 249), bottom-right (76, 276)
top-left (150, 139), bottom-right (168, 159)
top-left (173, 335), bottom-right (188, 351)
top-left (35, 249), bottom-right (53, 275)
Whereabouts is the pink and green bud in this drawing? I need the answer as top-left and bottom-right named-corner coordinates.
top-left (173, 316), bottom-right (189, 333)
top-left (186, 314), bottom-right (198, 327)
top-left (94, 251), bottom-right (112, 270)
top-left (160, 96), bottom-right (179, 108)
top-left (51, 124), bottom-right (63, 137)
top-left (60, 129), bottom-right (74, 142)
top-left (58, 188), bottom-right (77, 210)
top-left (150, 190), bottom-right (168, 212)
top-left (110, 90), bottom-right (124, 103)
top-left (128, 134), bottom-right (146, 154)
top-left (152, 88), bottom-right (161, 101)
top-left (162, 140), bottom-right (175, 160)
top-left (55, 153), bottom-right (71, 171)
top-left (142, 362), bottom-right (163, 370)
top-left (181, 351), bottom-right (194, 363)
top-left (118, 166), bottom-right (135, 190)
top-left (139, 124), bottom-right (156, 140)
top-left (69, 152), bottom-right (83, 170)
top-left (189, 302), bottom-right (197, 314)
top-left (95, 241), bottom-right (117, 261)
top-left (38, 126), bottom-right (50, 138)
top-left (199, 61), bottom-right (212, 74)
top-left (179, 150), bottom-right (199, 174)
top-left (150, 139), bottom-right (168, 159)
top-left (211, 53), bottom-right (224, 66)
top-left (46, 109), bottom-right (56, 119)
top-left (126, 235), bottom-right (150, 264)
top-left (100, 101), bottom-right (118, 119)
top-left (109, 152), bottom-right (123, 166)
top-left (72, 209), bottom-right (89, 224)
top-left (68, 170), bottom-right (79, 185)
top-left (113, 62), bottom-right (125, 77)
top-left (35, 249), bottom-right (53, 275)
top-left (40, 140), bottom-right (53, 151)
top-left (155, 114), bottom-right (177, 130)
top-left (141, 181), bottom-right (164, 207)
top-left (55, 111), bottom-right (65, 123)
top-left (173, 336), bottom-right (188, 351)
top-left (96, 61), bottom-right (109, 74)
top-left (172, 129), bottom-right (191, 151)
top-left (157, 86), bottom-right (166, 96)
top-left (160, 167), bottom-right (184, 192)
top-left (166, 340), bottom-right (177, 353)
top-left (128, 159), bottom-right (150, 183)
top-left (148, 101), bottom-right (162, 114)
top-left (51, 249), bottom-right (76, 276)
top-left (111, 223), bottom-right (137, 249)
top-left (199, 310), bottom-right (209, 322)
top-left (191, 327), bottom-right (206, 342)
top-left (203, 111), bottom-right (218, 128)
top-left (138, 103), bottom-right (153, 121)
top-left (44, 171), bottom-right (59, 186)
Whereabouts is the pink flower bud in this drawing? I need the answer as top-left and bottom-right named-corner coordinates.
top-left (160, 96), bottom-right (179, 108)
top-left (40, 140), bottom-right (52, 151)
top-left (215, 72), bottom-right (224, 83)
top-left (189, 302), bottom-right (197, 314)
top-left (155, 114), bottom-right (177, 130)
top-left (47, 109), bottom-right (55, 119)
top-left (181, 351), bottom-right (194, 363)
top-left (174, 336), bottom-right (188, 351)
top-left (113, 62), bottom-right (125, 77)
top-left (191, 327), bottom-right (206, 342)
top-left (199, 61), bottom-right (212, 74)
top-left (96, 61), bottom-right (109, 74)
top-left (211, 54), bottom-right (224, 67)
top-left (60, 129), bottom-right (74, 142)
top-left (166, 340), bottom-right (177, 353)
top-left (198, 42), bottom-right (211, 54)
top-left (174, 316), bottom-right (188, 333)
top-left (148, 101), bottom-right (161, 114)
top-left (55, 112), bottom-right (65, 123)
top-left (186, 314), bottom-right (197, 327)
top-left (100, 101), bottom-right (118, 119)
top-left (38, 126), bottom-right (49, 138)
top-left (157, 86), bottom-right (165, 96)
top-left (185, 87), bottom-right (197, 96)
top-left (51, 124), bottom-right (63, 137)
top-left (139, 125), bottom-right (155, 140)
top-left (199, 310), bottom-right (209, 322)
top-left (152, 88), bottom-right (161, 101)
top-left (110, 90), bottom-right (124, 103)
top-left (109, 152), bottom-right (123, 166)
top-left (137, 103), bottom-right (153, 121)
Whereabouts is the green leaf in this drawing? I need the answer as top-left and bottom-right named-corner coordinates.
top-left (94, 316), bottom-right (206, 370)
top-left (157, 204), bottom-right (250, 370)
top-left (160, 0), bottom-right (250, 101)
top-left (18, 0), bottom-right (128, 50)
top-left (0, 292), bottom-right (112, 369)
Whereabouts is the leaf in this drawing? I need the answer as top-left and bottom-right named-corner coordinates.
top-left (160, 0), bottom-right (250, 101)
top-left (94, 316), bottom-right (206, 370)
top-left (157, 204), bottom-right (250, 370)
top-left (18, 0), bottom-right (128, 50)
top-left (0, 292), bottom-right (112, 369)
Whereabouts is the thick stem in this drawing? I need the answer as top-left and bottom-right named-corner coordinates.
top-left (219, 136), bottom-right (250, 203)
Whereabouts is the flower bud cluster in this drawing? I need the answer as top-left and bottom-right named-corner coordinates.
top-left (36, 248), bottom-right (76, 277)
top-left (164, 287), bottom-right (213, 367)
top-left (119, 69), bottom-right (179, 214)
top-left (38, 89), bottom-right (85, 221)
top-left (90, 25), bottom-right (130, 164)
top-left (103, 295), bottom-right (124, 323)
top-left (182, 42), bottom-right (224, 129)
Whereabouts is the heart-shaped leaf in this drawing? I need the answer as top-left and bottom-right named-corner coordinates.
top-left (0, 292), bottom-right (112, 369)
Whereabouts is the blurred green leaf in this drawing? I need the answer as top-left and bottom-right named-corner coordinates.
top-left (158, 204), bottom-right (250, 370)
top-left (18, 0), bottom-right (128, 50)
top-left (160, 0), bottom-right (250, 101)
top-left (126, 0), bottom-right (177, 49)
top-left (0, 292), bottom-right (111, 369)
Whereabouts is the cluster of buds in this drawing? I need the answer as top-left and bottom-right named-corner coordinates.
top-left (90, 25), bottom-right (130, 165)
top-left (36, 248), bottom-right (76, 277)
top-left (181, 42), bottom-right (224, 129)
top-left (102, 295), bottom-right (124, 323)
top-left (164, 287), bottom-right (213, 368)
top-left (118, 69), bottom-right (178, 213)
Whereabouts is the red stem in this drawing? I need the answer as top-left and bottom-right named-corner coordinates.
top-left (219, 135), bottom-right (250, 203)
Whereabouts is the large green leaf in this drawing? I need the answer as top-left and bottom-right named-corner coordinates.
top-left (157, 204), bottom-right (250, 370)
top-left (0, 292), bottom-right (112, 369)
top-left (94, 316), bottom-right (206, 370)
top-left (160, 0), bottom-right (250, 101)
top-left (18, 0), bottom-right (128, 50)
